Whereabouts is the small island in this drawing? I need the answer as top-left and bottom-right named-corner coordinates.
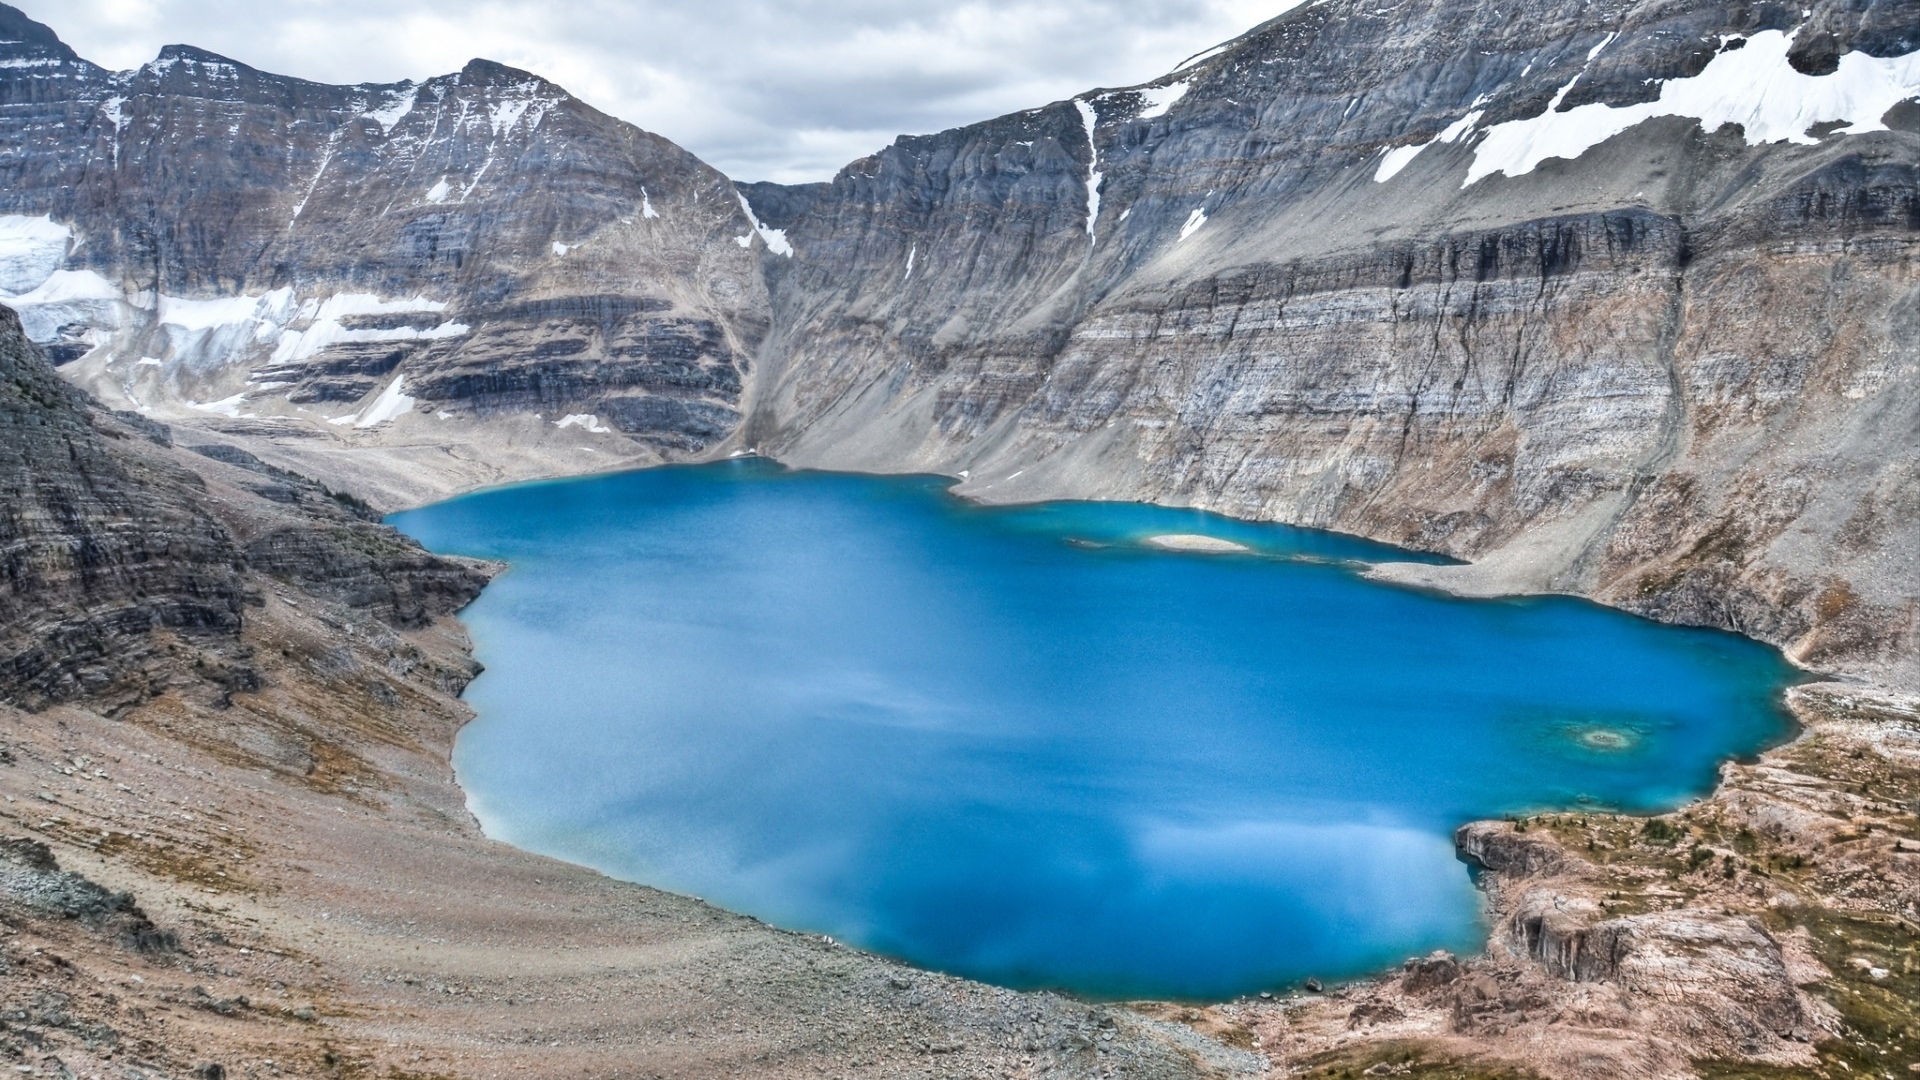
top-left (1143, 534), bottom-right (1252, 553)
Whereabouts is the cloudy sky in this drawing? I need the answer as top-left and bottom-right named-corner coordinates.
top-left (30, 0), bottom-right (1296, 183)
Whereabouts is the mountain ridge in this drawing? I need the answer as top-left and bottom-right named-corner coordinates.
top-left (7, 0), bottom-right (1920, 693)
top-left (0, 1), bottom-right (773, 506)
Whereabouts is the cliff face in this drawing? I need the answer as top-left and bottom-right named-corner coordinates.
top-left (0, 302), bottom-right (486, 713)
top-left (0, 303), bottom-right (251, 710)
top-left (739, 0), bottom-right (1920, 690)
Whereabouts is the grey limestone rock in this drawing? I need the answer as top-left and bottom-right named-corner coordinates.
top-left (0, 6), bottom-right (769, 455)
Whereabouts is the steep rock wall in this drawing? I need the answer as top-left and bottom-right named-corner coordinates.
top-left (742, 0), bottom-right (1920, 689)
top-left (0, 301), bottom-right (486, 712)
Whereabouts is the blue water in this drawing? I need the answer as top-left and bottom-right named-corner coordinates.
top-left (391, 460), bottom-right (1797, 1000)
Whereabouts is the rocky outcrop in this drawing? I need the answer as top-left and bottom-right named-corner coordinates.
top-left (1457, 819), bottom-right (1825, 1051)
top-left (1259, 683), bottom-right (1920, 1079)
top-left (0, 302), bottom-right (486, 711)
top-left (1457, 822), bottom-right (1572, 878)
top-left (0, 837), bottom-right (175, 954)
top-left (0, 303), bottom-right (252, 710)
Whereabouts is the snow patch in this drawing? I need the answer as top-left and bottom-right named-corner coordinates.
top-left (425, 178), bottom-right (451, 203)
top-left (1137, 81), bottom-right (1189, 119)
top-left (903, 243), bottom-right (916, 281)
top-left (187, 393), bottom-right (252, 418)
top-left (159, 289), bottom-right (296, 333)
top-left (2, 268), bottom-right (128, 346)
top-left (362, 84), bottom-right (418, 134)
top-left (1075, 99), bottom-right (1102, 242)
top-left (8, 269), bottom-right (118, 306)
top-left (1467, 30), bottom-right (1920, 185)
top-left (552, 241), bottom-right (570, 256)
top-left (0, 214), bottom-right (71, 293)
top-left (733, 192), bottom-right (793, 257)
top-left (158, 289), bottom-right (299, 371)
top-left (290, 130), bottom-right (342, 222)
top-left (554, 413), bottom-right (610, 433)
top-left (641, 187), bottom-right (660, 219)
top-left (269, 293), bottom-right (464, 366)
top-left (490, 98), bottom-right (534, 136)
top-left (335, 375), bottom-right (416, 428)
top-left (1374, 108), bottom-right (1485, 182)
top-left (1178, 206), bottom-right (1209, 241)
top-left (1173, 42), bottom-right (1231, 72)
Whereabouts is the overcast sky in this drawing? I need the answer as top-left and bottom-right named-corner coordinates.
top-left (30, 0), bottom-right (1296, 183)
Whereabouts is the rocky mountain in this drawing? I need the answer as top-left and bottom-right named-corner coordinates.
top-left (1, 0), bottom-right (1917, 683)
top-left (0, 3), bottom-right (775, 506)
top-left (740, 0), bottom-right (1920, 692)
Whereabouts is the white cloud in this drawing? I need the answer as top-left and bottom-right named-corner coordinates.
top-left (29, 0), bottom-right (1298, 183)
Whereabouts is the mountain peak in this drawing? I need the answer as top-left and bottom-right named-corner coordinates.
top-left (152, 43), bottom-right (255, 72)
top-left (0, 2), bottom-right (76, 61)
top-left (458, 57), bottom-right (547, 87)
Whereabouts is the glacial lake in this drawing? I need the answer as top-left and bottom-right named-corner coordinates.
top-left (391, 460), bottom-right (1798, 1000)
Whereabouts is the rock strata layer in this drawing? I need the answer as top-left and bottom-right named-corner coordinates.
top-left (0, 301), bottom-right (486, 713)
top-left (0, 2), bottom-right (771, 506)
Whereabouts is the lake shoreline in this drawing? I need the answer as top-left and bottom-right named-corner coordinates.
top-left (2, 468), bottom-right (1907, 1080)
top-left (401, 461), bottom-right (1794, 1003)
top-left (415, 460), bottom-right (1909, 1079)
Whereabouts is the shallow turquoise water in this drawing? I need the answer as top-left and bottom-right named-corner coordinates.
top-left (391, 460), bottom-right (1798, 1000)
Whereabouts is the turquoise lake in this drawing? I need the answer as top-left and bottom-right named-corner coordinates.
top-left (390, 460), bottom-right (1799, 1000)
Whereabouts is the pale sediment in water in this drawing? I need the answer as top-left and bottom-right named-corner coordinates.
top-left (1143, 533), bottom-right (1251, 552)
